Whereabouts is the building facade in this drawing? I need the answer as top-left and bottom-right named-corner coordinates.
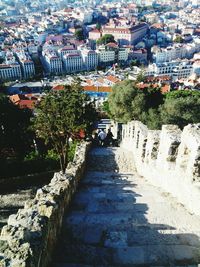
top-left (102, 22), bottom-right (148, 45)
top-left (0, 64), bottom-right (22, 81)
top-left (97, 46), bottom-right (115, 65)
top-left (146, 60), bottom-right (193, 81)
top-left (63, 53), bottom-right (84, 73)
top-left (0, 52), bottom-right (22, 81)
top-left (81, 49), bottom-right (98, 71)
top-left (42, 50), bottom-right (63, 74)
top-left (15, 50), bottom-right (35, 79)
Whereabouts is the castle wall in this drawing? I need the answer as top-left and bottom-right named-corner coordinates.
top-left (0, 142), bottom-right (91, 267)
top-left (121, 121), bottom-right (200, 215)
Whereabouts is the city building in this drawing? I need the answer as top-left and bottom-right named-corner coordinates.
top-left (63, 52), bottom-right (84, 73)
top-left (131, 49), bottom-right (148, 64)
top-left (0, 52), bottom-right (22, 81)
top-left (0, 63), bottom-right (22, 81)
top-left (152, 40), bottom-right (200, 64)
top-left (58, 45), bottom-right (77, 58)
top-left (102, 20), bottom-right (148, 45)
top-left (81, 48), bottom-right (98, 71)
top-left (89, 29), bottom-right (101, 41)
top-left (146, 60), bottom-right (194, 81)
top-left (42, 50), bottom-right (63, 74)
top-left (15, 50), bottom-right (35, 79)
top-left (97, 45), bottom-right (115, 65)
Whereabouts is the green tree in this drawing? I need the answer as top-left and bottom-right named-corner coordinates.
top-left (174, 35), bottom-right (184, 43)
top-left (75, 29), bottom-right (84, 41)
top-left (102, 100), bottom-right (110, 114)
top-left (96, 23), bottom-right (101, 31)
top-left (108, 80), bottom-right (200, 130)
top-left (146, 108), bottom-right (162, 130)
top-left (108, 80), bottom-right (164, 124)
top-left (97, 34), bottom-right (115, 45)
top-left (33, 84), bottom-right (97, 173)
top-left (0, 94), bottom-right (33, 158)
top-left (130, 59), bottom-right (140, 67)
top-left (159, 90), bottom-right (200, 129)
top-left (136, 70), bottom-right (145, 83)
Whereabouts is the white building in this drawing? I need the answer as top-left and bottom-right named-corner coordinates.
top-left (81, 49), bottom-right (98, 71)
top-left (152, 39), bottom-right (200, 64)
top-left (15, 50), bottom-right (35, 79)
top-left (0, 52), bottom-right (22, 81)
top-left (97, 46), bottom-right (115, 65)
top-left (63, 53), bottom-right (84, 73)
top-left (193, 60), bottom-right (200, 76)
top-left (42, 50), bottom-right (63, 74)
top-left (72, 9), bottom-right (93, 24)
top-left (58, 46), bottom-right (77, 58)
top-left (146, 60), bottom-right (193, 81)
top-left (118, 48), bottom-right (129, 62)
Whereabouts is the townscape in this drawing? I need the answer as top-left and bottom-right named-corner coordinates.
top-left (1, 0), bottom-right (200, 266)
top-left (0, 0), bottom-right (200, 108)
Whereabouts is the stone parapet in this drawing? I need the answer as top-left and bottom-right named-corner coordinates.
top-left (0, 142), bottom-right (91, 267)
top-left (121, 121), bottom-right (200, 215)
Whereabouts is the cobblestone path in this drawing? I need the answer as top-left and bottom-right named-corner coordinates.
top-left (52, 148), bottom-right (200, 267)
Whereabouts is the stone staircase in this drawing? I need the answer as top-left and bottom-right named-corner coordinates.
top-left (51, 147), bottom-right (200, 267)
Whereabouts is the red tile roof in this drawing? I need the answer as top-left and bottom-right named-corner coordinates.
top-left (83, 85), bottom-right (112, 93)
top-left (106, 75), bottom-right (120, 83)
top-left (53, 85), bottom-right (65, 90)
top-left (161, 84), bottom-right (170, 93)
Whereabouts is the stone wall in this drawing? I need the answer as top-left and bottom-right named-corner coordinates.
top-left (121, 121), bottom-right (200, 215)
top-left (0, 142), bottom-right (90, 267)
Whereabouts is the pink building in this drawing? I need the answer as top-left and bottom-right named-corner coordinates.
top-left (89, 29), bottom-right (102, 41)
top-left (102, 22), bottom-right (148, 45)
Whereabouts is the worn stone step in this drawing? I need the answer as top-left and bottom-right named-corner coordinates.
top-left (53, 264), bottom-right (197, 267)
top-left (83, 171), bottom-right (135, 183)
top-left (72, 189), bottom-right (169, 206)
top-left (54, 243), bottom-right (200, 266)
top-left (64, 208), bottom-right (200, 229)
top-left (59, 225), bottom-right (200, 248)
top-left (51, 148), bottom-right (200, 266)
top-left (52, 264), bottom-right (93, 267)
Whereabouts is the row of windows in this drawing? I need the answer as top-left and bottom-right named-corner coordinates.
top-left (0, 71), bottom-right (21, 76)
top-left (158, 70), bottom-right (192, 74)
top-left (50, 68), bottom-right (62, 72)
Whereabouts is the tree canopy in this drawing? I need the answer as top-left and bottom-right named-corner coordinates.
top-left (107, 80), bottom-right (200, 130)
top-left (75, 28), bottom-right (84, 41)
top-left (33, 84), bottom-right (97, 173)
top-left (97, 34), bottom-right (115, 45)
top-left (174, 35), bottom-right (184, 43)
top-left (0, 94), bottom-right (33, 158)
top-left (96, 23), bottom-right (102, 30)
top-left (108, 80), bottom-right (164, 124)
top-left (159, 90), bottom-right (200, 129)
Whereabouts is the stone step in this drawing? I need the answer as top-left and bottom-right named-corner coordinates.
top-left (54, 243), bottom-right (200, 266)
top-left (72, 187), bottom-right (167, 205)
top-left (51, 148), bottom-right (200, 266)
top-left (59, 224), bottom-right (200, 247)
top-left (53, 264), bottom-right (93, 267)
top-left (64, 208), bottom-right (197, 228)
top-left (83, 171), bottom-right (135, 181)
top-left (53, 264), bottom-right (197, 267)
top-left (61, 217), bottom-right (200, 249)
